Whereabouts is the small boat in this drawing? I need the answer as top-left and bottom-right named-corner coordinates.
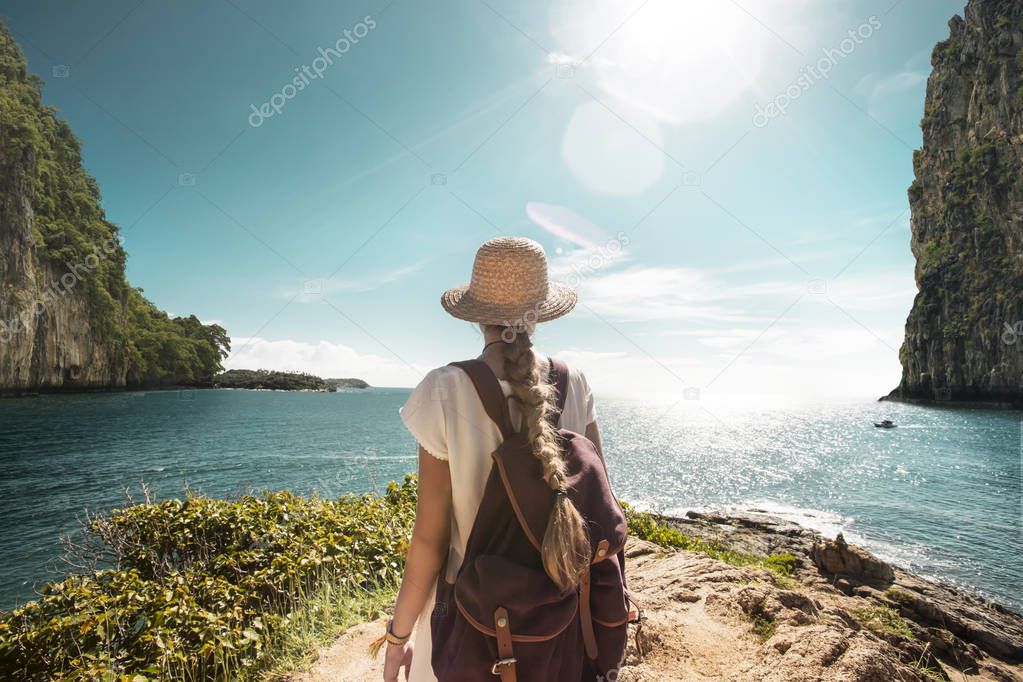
top-left (874, 420), bottom-right (897, 428)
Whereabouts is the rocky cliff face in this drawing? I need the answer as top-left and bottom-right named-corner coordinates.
top-left (0, 233), bottom-right (129, 393)
top-left (0, 24), bottom-right (228, 395)
top-left (0, 32), bottom-right (129, 394)
top-left (889, 0), bottom-right (1023, 406)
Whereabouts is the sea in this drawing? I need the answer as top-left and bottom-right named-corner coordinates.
top-left (0, 388), bottom-right (1019, 613)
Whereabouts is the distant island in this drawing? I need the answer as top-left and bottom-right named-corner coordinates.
top-left (213, 369), bottom-right (369, 392)
top-left (324, 377), bottom-right (371, 390)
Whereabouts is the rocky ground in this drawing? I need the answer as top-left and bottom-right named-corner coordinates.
top-left (294, 511), bottom-right (1023, 682)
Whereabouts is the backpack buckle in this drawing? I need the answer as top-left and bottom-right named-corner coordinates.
top-left (490, 657), bottom-right (517, 675)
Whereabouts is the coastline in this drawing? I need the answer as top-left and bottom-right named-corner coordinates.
top-left (880, 389), bottom-right (1023, 411)
top-left (1, 478), bottom-right (1019, 680)
top-left (304, 508), bottom-right (1023, 681)
top-left (0, 384), bottom-right (373, 399)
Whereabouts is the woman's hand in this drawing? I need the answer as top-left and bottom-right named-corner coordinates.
top-left (383, 640), bottom-right (413, 682)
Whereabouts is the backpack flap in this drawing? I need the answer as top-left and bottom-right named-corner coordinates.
top-left (455, 553), bottom-right (579, 640)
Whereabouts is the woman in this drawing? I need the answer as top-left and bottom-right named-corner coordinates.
top-left (382, 236), bottom-right (622, 682)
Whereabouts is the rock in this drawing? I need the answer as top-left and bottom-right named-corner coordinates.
top-left (684, 510), bottom-right (807, 538)
top-left (0, 24), bottom-right (218, 395)
top-left (893, 569), bottom-right (1023, 663)
top-left (885, 0), bottom-right (1023, 407)
top-left (811, 533), bottom-right (896, 586)
top-left (0, 27), bottom-right (129, 394)
top-left (925, 627), bottom-right (981, 669)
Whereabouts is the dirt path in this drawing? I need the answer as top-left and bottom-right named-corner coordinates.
top-left (294, 539), bottom-right (1023, 682)
top-left (293, 618), bottom-right (390, 682)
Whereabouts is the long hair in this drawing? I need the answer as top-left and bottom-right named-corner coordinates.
top-left (493, 325), bottom-right (591, 590)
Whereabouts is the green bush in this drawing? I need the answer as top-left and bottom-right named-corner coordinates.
top-left (908, 179), bottom-right (923, 202)
top-left (947, 144), bottom-right (1004, 208)
top-left (883, 587), bottom-right (914, 607)
top-left (920, 240), bottom-right (949, 271)
top-left (852, 605), bottom-right (914, 640)
top-left (0, 477), bottom-right (417, 680)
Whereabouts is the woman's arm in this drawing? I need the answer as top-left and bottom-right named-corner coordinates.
top-left (383, 446), bottom-right (452, 681)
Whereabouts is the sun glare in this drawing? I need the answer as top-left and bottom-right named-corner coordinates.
top-left (551, 0), bottom-right (779, 125)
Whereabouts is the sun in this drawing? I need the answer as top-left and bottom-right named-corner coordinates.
top-left (550, 0), bottom-right (789, 125)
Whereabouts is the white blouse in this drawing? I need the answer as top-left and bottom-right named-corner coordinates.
top-left (398, 358), bottom-right (596, 682)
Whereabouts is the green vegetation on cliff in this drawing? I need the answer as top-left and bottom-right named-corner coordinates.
top-left (126, 292), bottom-right (231, 385)
top-left (0, 22), bottom-right (229, 388)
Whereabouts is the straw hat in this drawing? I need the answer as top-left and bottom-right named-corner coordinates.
top-left (441, 237), bottom-right (577, 326)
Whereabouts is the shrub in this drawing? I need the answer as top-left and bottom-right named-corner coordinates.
top-left (853, 605), bottom-right (914, 640)
top-left (920, 240), bottom-right (949, 271)
top-left (883, 587), bottom-right (914, 607)
top-left (908, 179), bottom-right (923, 202)
top-left (0, 477), bottom-right (417, 680)
top-left (942, 317), bottom-right (968, 341)
top-left (947, 144), bottom-right (1003, 207)
top-left (743, 597), bottom-right (777, 642)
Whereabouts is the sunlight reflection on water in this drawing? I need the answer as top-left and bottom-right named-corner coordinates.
top-left (0, 390), bottom-right (1019, 612)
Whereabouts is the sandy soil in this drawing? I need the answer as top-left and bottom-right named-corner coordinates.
top-left (292, 529), bottom-right (1023, 682)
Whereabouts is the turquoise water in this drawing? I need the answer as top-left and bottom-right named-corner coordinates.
top-left (0, 389), bottom-right (1019, 612)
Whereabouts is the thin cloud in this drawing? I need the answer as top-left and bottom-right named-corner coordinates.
top-left (562, 248), bottom-right (915, 323)
top-left (286, 261), bottom-right (425, 302)
top-left (857, 70), bottom-right (928, 98)
top-left (327, 261), bottom-right (425, 293)
top-left (225, 337), bottom-right (422, 387)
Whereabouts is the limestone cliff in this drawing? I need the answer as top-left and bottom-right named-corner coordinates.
top-left (889, 0), bottom-right (1023, 406)
top-left (0, 23), bottom-right (228, 395)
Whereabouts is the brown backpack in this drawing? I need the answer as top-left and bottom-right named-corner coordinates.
top-left (430, 357), bottom-right (634, 681)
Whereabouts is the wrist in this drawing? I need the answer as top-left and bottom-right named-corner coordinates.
top-left (385, 619), bottom-right (412, 645)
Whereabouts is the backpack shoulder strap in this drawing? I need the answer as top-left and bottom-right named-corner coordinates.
top-left (449, 360), bottom-right (513, 439)
top-left (548, 357), bottom-right (569, 419)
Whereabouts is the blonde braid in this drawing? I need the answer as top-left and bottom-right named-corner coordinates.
top-left (497, 327), bottom-right (591, 590)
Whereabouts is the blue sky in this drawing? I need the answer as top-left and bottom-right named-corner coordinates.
top-left (4, 0), bottom-right (965, 400)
